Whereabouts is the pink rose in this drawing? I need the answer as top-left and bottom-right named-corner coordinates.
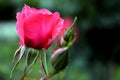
top-left (16, 4), bottom-right (64, 50)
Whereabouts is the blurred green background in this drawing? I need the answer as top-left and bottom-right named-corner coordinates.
top-left (0, 0), bottom-right (120, 80)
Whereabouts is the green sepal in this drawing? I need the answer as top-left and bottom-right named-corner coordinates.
top-left (26, 48), bottom-right (39, 67)
top-left (10, 45), bottom-right (26, 79)
top-left (14, 46), bottom-right (21, 58)
top-left (20, 48), bottom-right (39, 80)
top-left (41, 49), bottom-right (48, 75)
top-left (64, 17), bottom-right (77, 46)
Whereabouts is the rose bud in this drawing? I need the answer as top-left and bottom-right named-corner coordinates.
top-left (16, 4), bottom-right (64, 50)
top-left (57, 17), bottom-right (78, 47)
top-left (51, 47), bottom-right (69, 72)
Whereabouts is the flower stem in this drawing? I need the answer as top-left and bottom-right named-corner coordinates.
top-left (39, 53), bottom-right (43, 79)
top-left (42, 70), bottom-right (57, 80)
top-left (58, 71), bottom-right (64, 80)
top-left (21, 67), bottom-right (27, 80)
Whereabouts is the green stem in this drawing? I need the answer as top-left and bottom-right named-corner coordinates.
top-left (39, 53), bottom-right (43, 79)
top-left (20, 67), bottom-right (27, 80)
top-left (58, 71), bottom-right (64, 80)
top-left (42, 70), bottom-right (57, 80)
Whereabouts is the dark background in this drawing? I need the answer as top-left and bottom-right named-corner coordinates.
top-left (0, 0), bottom-right (120, 80)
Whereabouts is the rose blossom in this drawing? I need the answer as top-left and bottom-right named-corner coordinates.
top-left (16, 4), bottom-right (64, 50)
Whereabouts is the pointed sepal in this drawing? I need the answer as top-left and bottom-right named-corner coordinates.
top-left (10, 45), bottom-right (26, 78)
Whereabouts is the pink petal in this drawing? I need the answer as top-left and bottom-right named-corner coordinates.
top-left (16, 12), bottom-right (24, 45)
top-left (52, 18), bottom-right (64, 40)
top-left (63, 17), bottom-right (73, 29)
top-left (24, 13), bottom-right (61, 49)
top-left (22, 4), bottom-right (37, 17)
top-left (37, 8), bottom-right (52, 15)
top-left (60, 17), bottom-right (73, 36)
top-left (22, 4), bottom-right (52, 18)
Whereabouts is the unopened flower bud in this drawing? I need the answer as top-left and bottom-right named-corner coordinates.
top-left (64, 26), bottom-right (74, 43)
top-left (51, 47), bottom-right (69, 72)
top-left (59, 17), bottom-right (78, 47)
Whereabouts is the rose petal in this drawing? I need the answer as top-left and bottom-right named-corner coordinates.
top-left (22, 4), bottom-right (52, 17)
top-left (37, 8), bottom-right (52, 15)
top-left (63, 17), bottom-right (73, 29)
top-left (22, 4), bottom-right (37, 17)
top-left (24, 13), bottom-right (61, 49)
top-left (16, 12), bottom-right (24, 45)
